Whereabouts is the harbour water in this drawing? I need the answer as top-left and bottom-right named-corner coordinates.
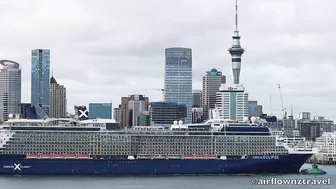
top-left (0, 164), bottom-right (334, 189)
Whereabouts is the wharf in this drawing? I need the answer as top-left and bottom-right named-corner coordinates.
top-left (306, 155), bottom-right (336, 165)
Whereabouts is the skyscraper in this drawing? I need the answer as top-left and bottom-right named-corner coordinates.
top-left (31, 49), bottom-right (50, 119)
top-left (120, 94), bottom-right (149, 128)
top-left (228, 0), bottom-right (244, 84)
top-left (192, 90), bottom-right (202, 108)
top-left (49, 75), bottom-right (67, 118)
top-left (202, 68), bottom-right (226, 120)
top-left (164, 47), bottom-right (192, 124)
top-left (0, 60), bottom-right (21, 122)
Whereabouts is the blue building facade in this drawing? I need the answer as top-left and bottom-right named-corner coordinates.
top-left (31, 49), bottom-right (50, 119)
top-left (164, 47), bottom-right (192, 124)
top-left (149, 102), bottom-right (187, 127)
top-left (89, 103), bottom-right (112, 119)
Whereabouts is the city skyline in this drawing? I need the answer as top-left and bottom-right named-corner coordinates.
top-left (0, 0), bottom-right (335, 121)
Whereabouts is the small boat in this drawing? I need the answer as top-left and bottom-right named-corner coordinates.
top-left (301, 164), bottom-right (326, 175)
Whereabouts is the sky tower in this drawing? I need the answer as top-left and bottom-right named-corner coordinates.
top-left (228, 0), bottom-right (244, 84)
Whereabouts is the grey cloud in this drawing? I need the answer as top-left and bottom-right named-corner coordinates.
top-left (0, 0), bottom-right (335, 120)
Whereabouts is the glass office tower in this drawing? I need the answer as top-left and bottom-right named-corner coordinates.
top-left (164, 47), bottom-right (192, 124)
top-left (0, 60), bottom-right (21, 122)
top-left (31, 49), bottom-right (50, 118)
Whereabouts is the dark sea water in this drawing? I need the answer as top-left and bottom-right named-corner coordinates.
top-left (0, 164), bottom-right (335, 189)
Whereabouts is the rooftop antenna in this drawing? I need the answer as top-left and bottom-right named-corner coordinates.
top-left (291, 104), bottom-right (293, 117)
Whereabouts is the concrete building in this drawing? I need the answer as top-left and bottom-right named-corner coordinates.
top-left (192, 90), bottom-right (202, 108)
top-left (202, 68), bottom-right (226, 121)
top-left (298, 121), bottom-right (321, 141)
top-left (49, 75), bottom-right (67, 118)
top-left (215, 84), bottom-right (248, 121)
top-left (31, 49), bottom-right (50, 119)
top-left (149, 102), bottom-right (187, 127)
top-left (89, 103), bottom-right (112, 119)
top-left (299, 112), bottom-right (311, 120)
top-left (164, 47), bottom-right (192, 124)
top-left (113, 105), bottom-right (121, 123)
top-left (120, 94), bottom-right (149, 128)
top-left (192, 107), bottom-right (203, 123)
top-left (0, 60), bottom-right (21, 122)
top-left (312, 116), bottom-right (334, 132)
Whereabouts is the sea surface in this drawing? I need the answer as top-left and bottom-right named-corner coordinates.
top-left (0, 164), bottom-right (335, 189)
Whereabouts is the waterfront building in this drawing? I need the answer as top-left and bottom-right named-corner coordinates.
top-left (49, 75), bottom-right (67, 118)
top-left (312, 116), bottom-right (334, 132)
top-left (298, 121), bottom-right (321, 141)
top-left (89, 103), bottom-right (112, 119)
top-left (0, 60), bottom-right (21, 122)
top-left (202, 68), bottom-right (226, 121)
top-left (149, 102), bottom-right (187, 127)
top-left (215, 84), bottom-right (248, 121)
top-left (164, 47), bottom-right (192, 124)
top-left (120, 95), bottom-right (149, 128)
top-left (31, 49), bottom-right (50, 118)
top-left (113, 105), bottom-right (121, 123)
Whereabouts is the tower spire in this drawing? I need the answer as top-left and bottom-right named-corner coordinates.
top-left (228, 0), bottom-right (244, 84)
top-left (235, 0), bottom-right (238, 31)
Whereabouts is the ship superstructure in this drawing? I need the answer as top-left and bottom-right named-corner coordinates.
top-left (0, 115), bottom-right (314, 174)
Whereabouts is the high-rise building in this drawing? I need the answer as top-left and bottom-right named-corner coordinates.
top-left (49, 75), bottom-right (67, 118)
top-left (113, 105), bottom-right (121, 123)
top-left (192, 90), bottom-right (202, 108)
top-left (89, 103), bottom-right (112, 119)
top-left (215, 84), bottom-right (248, 121)
top-left (248, 101), bottom-right (263, 117)
top-left (192, 108), bottom-right (203, 123)
top-left (202, 68), bottom-right (226, 121)
top-left (0, 60), bottom-right (21, 122)
top-left (164, 47), bottom-right (192, 124)
top-left (228, 0), bottom-right (244, 84)
top-left (120, 94), bottom-right (149, 128)
top-left (31, 49), bottom-right (50, 119)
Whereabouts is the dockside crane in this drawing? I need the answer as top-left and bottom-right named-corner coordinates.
top-left (144, 88), bottom-right (170, 102)
top-left (278, 84), bottom-right (287, 119)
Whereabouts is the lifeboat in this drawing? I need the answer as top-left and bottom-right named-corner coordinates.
top-left (137, 155), bottom-right (151, 159)
top-left (153, 155), bottom-right (167, 159)
top-left (78, 154), bottom-right (90, 159)
top-left (53, 154), bottom-right (64, 159)
top-left (207, 155), bottom-right (217, 159)
top-left (195, 155), bottom-right (206, 159)
top-left (66, 154), bottom-right (77, 159)
top-left (40, 154), bottom-right (52, 159)
top-left (168, 155), bottom-right (182, 159)
top-left (184, 154), bottom-right (194, 159)
top-left (27, 154), bottom-right (38, 159)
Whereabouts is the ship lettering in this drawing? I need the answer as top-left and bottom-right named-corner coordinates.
top-left (252, 156), bottom-right (279, 160)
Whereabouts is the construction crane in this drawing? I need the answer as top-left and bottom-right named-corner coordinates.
top-left (278, 84), bottom-right (287, 119)
top-left (144, 88), bottom-right (170, 102)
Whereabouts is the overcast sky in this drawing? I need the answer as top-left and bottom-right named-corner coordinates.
top-left (0, 0), bottom-right (335, 121)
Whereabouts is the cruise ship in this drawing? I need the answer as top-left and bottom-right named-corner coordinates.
top-left (0, 113), bottom-right (315, 174)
